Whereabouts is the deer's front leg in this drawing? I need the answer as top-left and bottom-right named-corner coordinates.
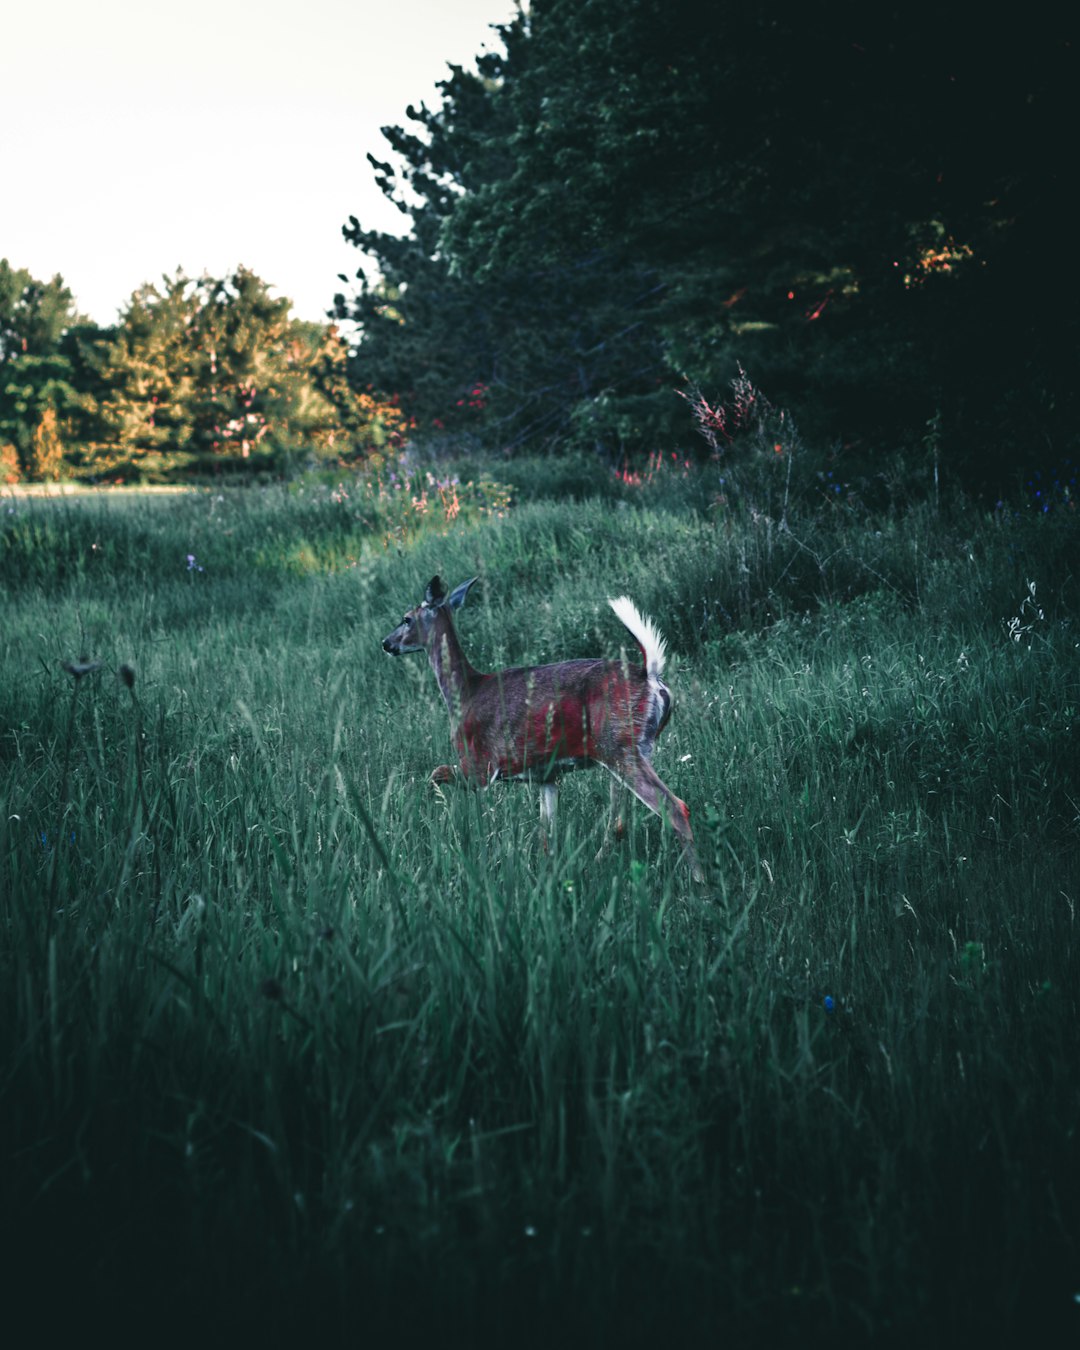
top-left (538, 783), bottom-right (559, 854)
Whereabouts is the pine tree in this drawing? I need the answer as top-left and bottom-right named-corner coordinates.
top-left (0, 260), bottom-right (86, 471)
top-left (342, 0), bottom-right (1080, 481)
top-left (339, 14), bottom-right (670, 454)
top-left (83, 268), bottom-right (394, 479)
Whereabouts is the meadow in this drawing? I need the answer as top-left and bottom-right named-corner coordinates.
top-left (1, 453), bottom-right (1078, 1345)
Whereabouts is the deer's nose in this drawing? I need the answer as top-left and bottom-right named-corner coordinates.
top-left (382, 638), bottom-right (396, 654)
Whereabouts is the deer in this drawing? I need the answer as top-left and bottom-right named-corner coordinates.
top-left (381, 576), bottom-right (701, 880)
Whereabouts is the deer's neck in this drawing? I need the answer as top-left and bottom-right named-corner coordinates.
top-left (427, 618), bottom-right (481, 724)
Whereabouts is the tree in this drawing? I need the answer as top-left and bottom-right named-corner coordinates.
top-left (342, 1), bottom-right (1080, 482)
top-left (0, 442), bottom-right (18, 484)
top-left (1, 259), bottom-right (404, 481)
top-left (336, 42), bottom-right (523, 443)
top-left (83, 273), bottom-right (201, 475)
top-left (338, 16), bottom-right (670, 454)
top-left (0, 260), bottom-right (79, 363)
top-left (0, 260), bottom-right (86, 475)
top-left (26, 406), bottom-right (65, 481)
top-left (81, 268), bottom-right (400, 479)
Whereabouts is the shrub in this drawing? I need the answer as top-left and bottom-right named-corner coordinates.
top-left (26, 407), bottom-right (65, 482)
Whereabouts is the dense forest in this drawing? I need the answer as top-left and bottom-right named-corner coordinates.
top-left (4, 3), bottom-right (1077, 495)
top-left (336, 0), bottom-right (1077, 491)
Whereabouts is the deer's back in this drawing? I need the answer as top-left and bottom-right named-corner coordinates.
top-left (456, 657), bottom-right (668, 783)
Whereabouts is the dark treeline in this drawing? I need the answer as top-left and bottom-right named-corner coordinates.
top-left (337, 0), bottom-right (1078, 491)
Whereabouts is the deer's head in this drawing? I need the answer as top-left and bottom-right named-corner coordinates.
top-left (381, 575), bottom-right (478, 656)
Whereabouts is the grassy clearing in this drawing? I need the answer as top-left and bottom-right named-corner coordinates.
top-left (1, 463), bottom-right (1078, 1345)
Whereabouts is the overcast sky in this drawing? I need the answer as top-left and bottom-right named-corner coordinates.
top-left (4, 0), bottom-right (519, 326)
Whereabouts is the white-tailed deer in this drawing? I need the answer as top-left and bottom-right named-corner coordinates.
top-left (382, 576), bottom-right (701, 879)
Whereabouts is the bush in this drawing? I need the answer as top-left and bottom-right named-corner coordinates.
top-left (26, 407), bottom-right (65, 482)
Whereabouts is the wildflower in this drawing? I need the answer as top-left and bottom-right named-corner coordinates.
top-left (186, 553), bottom-right (205, 572)
top-left (39, 831), bottom-right (75, 850)
top-left (823, 995), bottom-right (835, 1013)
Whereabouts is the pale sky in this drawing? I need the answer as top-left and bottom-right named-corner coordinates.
top-left (4, 0), bottom-right (519, 326)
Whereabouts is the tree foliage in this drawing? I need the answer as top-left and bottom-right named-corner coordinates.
top-left (341, 0), bottom-right (1079, 482)
top-left (0, 260), bottom-right (405, 482)
top-left (0, 261), bottom-right (86, 478)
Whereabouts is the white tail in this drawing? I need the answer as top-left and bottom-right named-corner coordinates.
top-left (382, 576), bottom-right (701, 879)
top-left (607, 595), bottom-right (668, 678)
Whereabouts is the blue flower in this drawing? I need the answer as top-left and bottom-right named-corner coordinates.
top-left (39, 830), bottom-right (75, 850)
top-left (823, 995), bottom-right (835, 1013)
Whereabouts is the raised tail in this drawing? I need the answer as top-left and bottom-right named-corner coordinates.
top-left (608, 595), bottom-right (668, 678)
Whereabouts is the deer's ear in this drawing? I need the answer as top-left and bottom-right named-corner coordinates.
top-left (424, 576), bottom-right (446, 607)
top-left (447, 577), bottom-right (479, 610)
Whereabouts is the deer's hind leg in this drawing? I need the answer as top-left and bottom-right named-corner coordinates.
top-left (592, 776), bottom-right (629, 863)
top-left (609, 775), bottom-right (628, 841)
top-left (608, 753), bottom-right (703, 883)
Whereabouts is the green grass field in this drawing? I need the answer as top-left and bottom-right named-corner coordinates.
top-left (2, 460), bottom-right (1078, 1345)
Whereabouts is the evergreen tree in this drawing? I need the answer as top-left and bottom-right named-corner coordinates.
top-left (0, 260), bottom-right (86, 474)
top-left (0, 260), bottom-right (403, 480)
top-left (0, 260), bottom-right (79, 362)
top-left (339, 15), bottom-right (669, 453)
top-left (83, 268), bottom-right (398, 479)
top-left (87, 272), bottom-right (202, 475)
top-left (336, 39), bottom-right (524, 443)
top-left (342, 1), bottom-right (1080, 481)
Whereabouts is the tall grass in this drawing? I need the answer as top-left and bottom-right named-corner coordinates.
top-left (1, 467), bottom-right (1078, 1344)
